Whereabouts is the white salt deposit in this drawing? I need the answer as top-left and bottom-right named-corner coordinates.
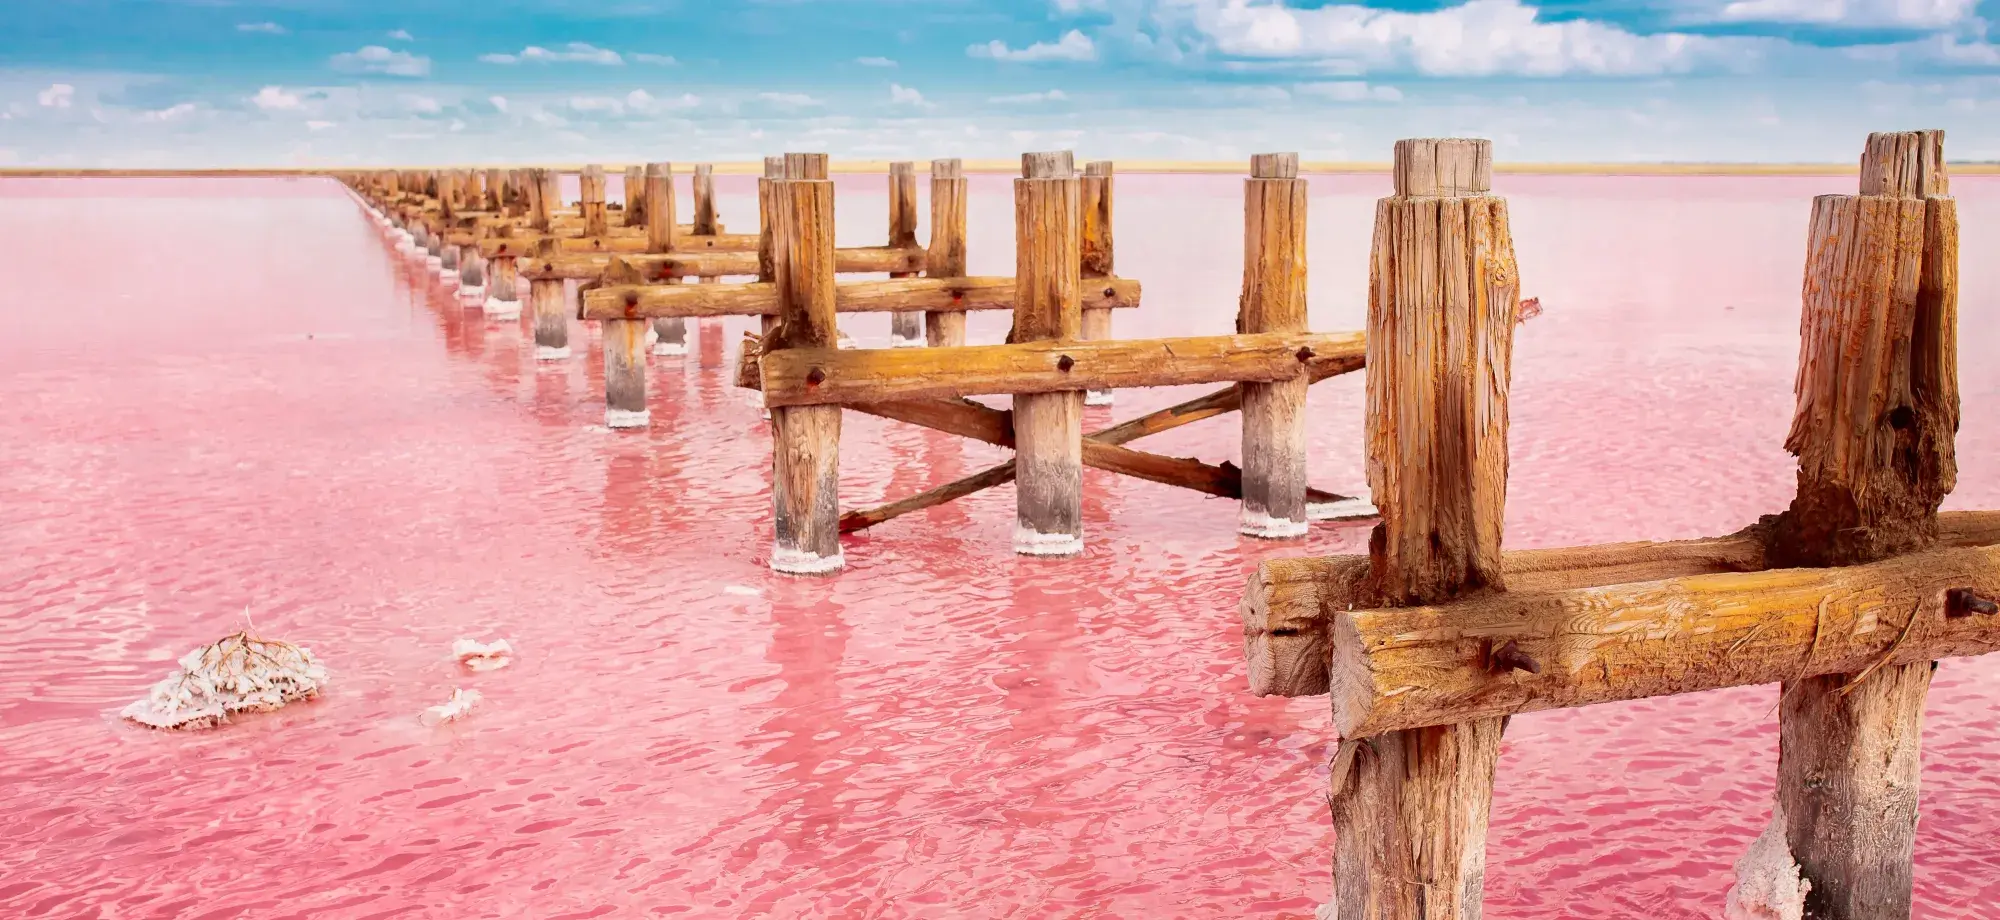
top-left (484, 297), bottom-right (521, 318)
top-left (121, 632), bottom-right (328, 730)
top-left (1012, 525), bottom-right (1084, 557)
top-left (535, 345), bottom-right (571, 360)
top-left (421, 688), bottom-right (482, 725)
top-left (652, 342), bottom-right (688, 357)
top-left (890, 335), bottom-right (924, 348)
top-left (770, 545), bottom-right (844, 575)
top-left (1084, 390), bottom-right (1115, 406)
top-left (606, 408), bottom-right (651, 429)
top-left (1307, 497), bottom-right (1380, 521)
top-left (1725, 806), bottom-right (1811, 920)
top-left (1239, 509), bottom-right (1309, 539)
top-left (452, 637), bottom-right (514, 672)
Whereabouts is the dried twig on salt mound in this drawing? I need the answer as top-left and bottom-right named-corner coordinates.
top-left (122, 631), bottom-right (329, 730)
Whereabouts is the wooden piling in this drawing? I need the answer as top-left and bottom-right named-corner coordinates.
top-left (530, 276), bottom-right (569, 359)
top-left (768, 154), bottom-right (843, 574)
top-left (528, 168), bottom-right (552, 232)
top-left (888, 161), bottom-right (923, 347)
top-left (1012, 151), bottom-right (1085, 556)
top-left (580, 165), bottom-right (610, 238)
top-left (1767, 130), bottom-right (1956, 920)
top-left (1330, 137), bottom-right (1516, 920)
top-left (1239, 153), bottom-right (1309, 538)
top-left (644, 162), bottom-right (688, 356)
top-left (624, 164), bottom-right (645, 227)
top-left (1081, 160), bottom-right (1116, 405)
top-left (485, 168), bottom-right (504, 211)
top-left (693, 164), bottom-right (718, 235)
top-left (924, 159), bottom-right (970, 347)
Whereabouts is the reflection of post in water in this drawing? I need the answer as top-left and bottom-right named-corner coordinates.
top-left (592, 447), bottom-right (671, 562)
top-left (994, 572), bottom-right (1098, 739)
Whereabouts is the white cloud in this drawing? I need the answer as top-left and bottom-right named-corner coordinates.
top-left (488, 94), bottom-right (509, 112)
top-left (858, 56), bottom-right (898, 67)
top-left (306, 120), bottom-right (336, 131)
top-left (969, 29), bottom-right (1098, 62)
top-left (387, 29), bottom-right (414, 41)
top-left (400, 93), bottom-right (442, 115)
top-left (1053, 0), bottom-right (1108, 11)
top-left (480, 42), bottom-right (623, 65)
top-left (889, 83), bottom-right (933, 107)
top-left (1847, 33), bottom-right (2000, 65)
top-left (759, 92), bottom-right (822, 107)
top-left (252, 85), bottom-right (302, 111)
top-left (1710, 0), bottom-right (1976, 28)
top-left (625, 89), bottom-right (655, 111)
top-left (1295, 80), bottom-right (1403, 102)
top-left (237, 22), bottom-right (287, 35)
top-left (37, 83), bottom-right (74, 108)
top-left (1174, 0), bottom-right (1745, 77)
top-left (569, 95), bottom-right (625, 114)
top-left (141, 103), bottom-right (198, 122)
top-left (632, 53), bottom-right (678, 65)
top-left (330, 45), bottom-right (431, 77)
top-left (989, 89), bottom-right (1071, 103)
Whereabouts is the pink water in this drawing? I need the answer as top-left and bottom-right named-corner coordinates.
top-left (5, 172), bottom-right (2000, 919)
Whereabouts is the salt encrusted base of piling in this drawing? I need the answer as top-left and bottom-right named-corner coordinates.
top-left (1239, 509), bottom-right (1309, 539)
top-left (1308, 497), bottom-right (1379, 521)
top-left (426, 256), bottom-right (443, 272)
top-left (535, 345), bottom-right (571, 361)
top-left (652, 342), bottom-right (688, 357)
top-left (484, 297), bottom-right (521, 319)
top-left (1013, 524), bottom-right (1084, 557)
top-left (457, 285), bottom-right (486, 304)
top-left (890, 334), bottom-right (925, 348)
top-left (605, 408), bottom-right (651, 429)
top-left (121, 631), bottom-right (329, 730)
top-left (1084, 391), bottom-right (1115, 406)
top-left (770, 545), bottom-right (844, 575)
top-left (1725, 806), bottom-right (1811, 920)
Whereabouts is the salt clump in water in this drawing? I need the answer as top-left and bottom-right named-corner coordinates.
top-left (121, 631), bottom-right (328, 730)
top-left (453, 637), bottom-right (514, 671)
top-left (1724, 804), bottom-right (1810, 920)
top-left (422, 688), bottom-right (482, 725)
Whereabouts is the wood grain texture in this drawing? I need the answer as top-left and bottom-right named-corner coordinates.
top-left (1081, 160), bottom-right (1116, 404)
top-left (520, 246), bottom-right (923, 281)
top-left (623, 165), bottom-right (645, 227)
top-left (767, 175), bottom-right (843, 573)
top-left (603, 318), bottom-right (648, 422)
top-left (579, 276), bottom-right (1141, 320)
top-left (925, 159), bottom-right (970, 347)
top-left (644, 163), bottom-right (675, 254)
top-left (1014, 153), bottom-right (1084, 554)
top-left (759, 331), bottom-right (1363, 407)
top-left (888, 161), bottom-right (923, 344)
top-left (692, 164), bottom-right (718, 235)
top-left (530, 278), bottom-right (568, 354)
top-left (1240, 154), bottom-right (1310, 537)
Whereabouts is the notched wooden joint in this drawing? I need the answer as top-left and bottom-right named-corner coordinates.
top-left (1946, 587), bottom-right (1998, 618)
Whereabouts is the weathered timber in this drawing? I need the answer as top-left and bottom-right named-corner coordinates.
top-left (530, 277), bottom-right (569, 359)
top-left (1081, 160), bottom-right (1116, 404)
top-left (528, 167), bottom-right (552, 232)
top-left (479, 232), bottom-right (760, 259)
top-left (849, 398), bottom-right (1013, 447)
top-left (925, 159), bottom-right (970, 347)
top-left (1088, 351), bottom-right (1365, 446)
top-left (642, 162), bottom-right (688, 356)
top-left (1013, 151), bottom-right (1084, 556)
top-left (759, 331), bottom-right (1363, 407)
top-left (768, 168), bottom-right (843, 574)
top-left (839, 462), bottom-right (1018, 533)
top-left (603, 316), bottom-right (649, 427)
top-left (623, 165), bottom-right (644, 227)
top-left (1774, 129), bottom-right (1958, 920)
top-left (579, 276), bottom-right (1142, 320)
top-left (519, 246), bottom-right (923, 281)
top-left (580, 165), bottom-right (610, 238)
top-left (1332, 137), bottom-right (1514, 920)
top-left (693, 163), bottom-right (718, 235)
top-left (888, 161), bottom-right (923, 346)
top-left (1239, 152), bottom-right (1309, 539)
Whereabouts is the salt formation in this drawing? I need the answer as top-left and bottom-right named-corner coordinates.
top-left (453, 637), bottom-right (514, 672)
top-left (121, 632), bottom-right (328, 730)
top-left (1724, 806), bottom-right (1811, 920)
top-left (422, 688), bottom-right (481, 725)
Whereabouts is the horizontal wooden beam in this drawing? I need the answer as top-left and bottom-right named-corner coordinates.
top-left (848, 398), bottom-right (1013, 447)
top-left (761, 331), bottom-right (1364, 407)
top-left (1243, 510), bottom-right (2000, 699)
top-left (580, 276), bottom-right (1143, 320)
top-left (477, 231), bottom-right (757, 258)
top-left (1329, 538), bottom-right (2000, 739)
top-left (519, 246), bottom-right (925, 281)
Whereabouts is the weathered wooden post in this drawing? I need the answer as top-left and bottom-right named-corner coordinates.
top-left (693, 164), bottom-right (718, 237)
top-left (464, 169), bottom-right (485, 216)
top-left (768, 152), bottom-right (843, 574)
top-left (485, 167), bottom-right (504, 211)
top-left (758, 156), bottom-right (785, 339)
top-left (603, 310), bottom-right (650, 428)
top-left (623, 164), bottom-right (645, 227)
top-left (645, 162), bottom-right (687, 356)
top-left (1081, 160), bottom-right (1116, 405)
top-left (580, 164), bottom-right (610, 239)
top-left (527, 167), bottom-right (553, 233)
top-left (888, 161), bottom-right (924, 347)
top-left (924, 159), bottom-right (969, 347)
top-left (1762, 129), bottom-right (1957, 920)
top-left (1328, 138), bottom-right (1516, 920)
top-left (529, 234), bottom-right (569, 360)
top-left (1013, 151), bottom-right (1085, 556)
top-left (1238, 153), bottom-right (1310, 539)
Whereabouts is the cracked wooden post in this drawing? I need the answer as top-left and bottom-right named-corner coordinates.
top-left (527, 167), bottom-right (552, 233)
top-left (1081, 160), bottom-right (1116, 405)
top-left (888, 161), bottom-right (924, 347)
top-left (623, 164), bottom-right (645, 227)
top-left (925, 159), bottom-right (969, 347)
top-left (1013, 151), bottom-right (1085, 556)
top-left (768, 153), bottom-right (843, 574)
top-left (1331, 137), bottom-right (1515, 920)
top-left (644, 162), bottom-right (687, 356)
top-left (580, 164), bottom-right (610, 239)
top-left (1766, 129), bottom-right (1957, 920)
top-left (1239, 152), bottom-right (1309, 539)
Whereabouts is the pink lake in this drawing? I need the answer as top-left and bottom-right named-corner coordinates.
top-left (3, 171), bottom-right (2000, 918)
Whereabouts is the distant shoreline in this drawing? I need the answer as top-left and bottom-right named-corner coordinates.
top-left (7, 161), bottom-right (2000, 177)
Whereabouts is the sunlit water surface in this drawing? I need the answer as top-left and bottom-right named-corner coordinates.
top-left (4, 173), bottom-right (2000, 918)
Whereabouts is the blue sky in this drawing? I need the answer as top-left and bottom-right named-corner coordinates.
top-left (4, 0), bottom-right (2000, 166)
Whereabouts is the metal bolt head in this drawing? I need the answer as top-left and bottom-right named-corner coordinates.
top-left (1056, 355), bottom-right (1075, 372)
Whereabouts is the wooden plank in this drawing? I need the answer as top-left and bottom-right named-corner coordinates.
top-left (518, 245), bottom-right (923, 281)
top-left (849, 398), bottom-right (1012, 447)
top-left (1239, 152), bottom-right (1309, 538)
top-left (759, 331), bottom-right (1362, 407)
top-left (578, 275), bottom-right (1141, 320)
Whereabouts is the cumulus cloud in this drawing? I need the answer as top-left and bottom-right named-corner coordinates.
top-left (401, 94), bottom-right (442, 115)
top-left (141, 103), bottom-right (198, 122)
top-left (37, 83), bottom-right (74, 108)
top-left (488, 95), bottom-right (509, 112)
top-left (989, 89), bottom-right (1070, 103)
top-left (252, 86), bottom-right (303, 111)
top-left (1171, 0), bottom-right (1748, 77)
top-left (306, 120), bottom-right (336, 131)
top-left (632, 53), bottom-right (677, 65)
top-left (1295, 80), bottom-right (1403, 102)
top-left (387, 29), bottom-right (414, 41)
top-left (969, 29), bottom-right (1098, 62)
top-left (331, 45), bottom-right (431, 77)
top-left (889, 83), bottom-right (933, 107)
top-left (1709, 0), bottom-right (1976, 28)
top-left (480, 43), bottom-right (623, 65)
top-left (237, 22), bottom-right (286, 34)
top-left (759, 92), bottom-right (821, 107)
top-left (857, 56), bottom-right (898, 67)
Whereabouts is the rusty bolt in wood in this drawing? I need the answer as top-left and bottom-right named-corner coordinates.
top-left (1057, 355), bottom-right (1075, 372)
top-left (1295, 346), bottom-right (1315, 362)
top-left (806, 367), bottom-right (826, 386)
top-left (1946, 588), bottom-right (1999, 618)
top-left (1490, 640), bottom-right (1541, 675)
